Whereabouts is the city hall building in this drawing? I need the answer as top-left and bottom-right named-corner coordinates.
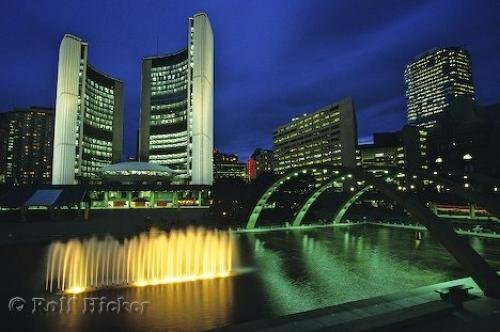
top-left (52, 34), bottom-right (123, 185)
top-left (139, 13), bottom-right (214, 185)
top-left (0, 14), bottom-right (216, 220)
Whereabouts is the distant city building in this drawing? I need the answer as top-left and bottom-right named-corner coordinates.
top-left (356, 126), bottom-right (428, 190)
top-left (52, 34), bottom-right (123, 185)
top-left (357, 132), bottom-right (399, 169)
top-left (213, 151), bottom-right (247, 182)
top-left (427, 96), bottom-right (500, 179)
top-left (405, 47), bottom-right (475, 128)
top-left (247, 148), bottom-right (274, 181)
top-left (0, 107), bottom-right (54, 185)
top-left (273, 97), bottom-right (357, 173)
top-left (383, 125), bottom-right (429, 191)
top-left (247, 158), bottom-right (256, 182)
top-left (397, 125), bottom-right (428, 174)
top-left (139, 13), bottom-right (213, 185)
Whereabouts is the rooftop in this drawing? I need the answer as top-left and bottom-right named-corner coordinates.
top-left (100, 161), bottom-right (174, 174)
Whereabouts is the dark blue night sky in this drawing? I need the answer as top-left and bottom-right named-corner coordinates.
top-left (1, 0), bottom-right (499, 160)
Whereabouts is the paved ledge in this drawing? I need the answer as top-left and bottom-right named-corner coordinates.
top-left (234, 222), bottom-right (500, 239)
top-left (233, 222), bottom-right (358, 234)
top-left (218, 276), bottom-right (500, 331)
top-left (369, 222), bottom-right (500, 239)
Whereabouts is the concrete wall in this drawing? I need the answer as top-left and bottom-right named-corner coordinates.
top-left (52, 34), bottom-right (84, 185)
top-left (189, 13), bottom-right (214, 185)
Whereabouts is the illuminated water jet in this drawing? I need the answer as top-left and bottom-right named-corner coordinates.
top-left (45, 227), bottom-right (237, 293)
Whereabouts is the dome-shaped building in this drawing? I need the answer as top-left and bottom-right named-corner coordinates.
top-left (99, 161), bottom-right (174, 184)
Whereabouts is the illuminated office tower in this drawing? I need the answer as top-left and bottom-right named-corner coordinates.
top-left (405, 47), bottom-right (475, 128)
top-left (52, 34), bottom-right (123, 185)
top-left (139, 13), bottom-right (213, 185)
top-left (273, 97), bottom-right (357, 173)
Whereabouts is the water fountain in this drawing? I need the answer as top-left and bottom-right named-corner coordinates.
top-left (45, 227), bottom-right (237, 293)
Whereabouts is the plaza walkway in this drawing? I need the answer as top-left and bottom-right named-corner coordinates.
top-left (220, 276), bottom-right (500, 331)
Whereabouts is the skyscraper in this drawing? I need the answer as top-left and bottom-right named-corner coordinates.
top-left (405, 47), bottom-right (475, 128)
top-left (139, 13), bottom-right (213, 185)
top-left (52, 34), bottom-right (123, 185)
top-left (0, 107), bottom-right (54, 185)
top-left (273, 97), bottom-right (357, 173)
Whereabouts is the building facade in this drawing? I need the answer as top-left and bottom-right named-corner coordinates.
top-left (0, 107), bottom-right (54, 185)
top-left (247, 148), bottom-right (274, 181)
top-left (357, 132), bottom-right (399, 169)
top-left (139, 13), bottom-right (213, 185)
top-left (273, 97), bottom-right (357, 173)
top-left (427, 96), bottom-right (500, 180)
top-left (405, 47), bottom-right (475, 128)
top-left (397, 125), bottom-right (428, 174)
top-left (213, 151), bottom-right (247, 182)
top-left (52, 34), bottom-right (123, 185)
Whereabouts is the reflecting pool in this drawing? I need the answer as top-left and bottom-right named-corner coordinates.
top-left (1, 224), bottom-right (499, 331)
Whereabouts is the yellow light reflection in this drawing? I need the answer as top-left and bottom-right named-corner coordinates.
top-left (46, 227), bottom-right (238, 293)
top-left (65, 286), bottom-right (86, 294)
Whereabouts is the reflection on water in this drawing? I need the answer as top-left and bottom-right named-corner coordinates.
top-left (126, 278), bottom-right (234, 331)
top-left (250, 228), bottom-right (451, 316)
top-left (39, 278), bottom-right (234, 331)
top-left (299, 232), bottom-right (447, 306)
top-left (2, 224), bottom-right (500, 331)
top-left (248, 225), bottom-right (500, 319)
top-left (253, 238), bottom-right (317, 315)
top-left (45, 227), bottom-right (236, 293)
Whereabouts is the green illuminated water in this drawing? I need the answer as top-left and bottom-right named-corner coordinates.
top-left (2, 224), bottom-right (499, 330)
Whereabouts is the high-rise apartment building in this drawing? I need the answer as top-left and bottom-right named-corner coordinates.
top-left (273, 97), bottom-right (357, 173)
top-left (139, 13), bottom-right (213, 185)
top-left (52, 34), bottom-right (123, 185)
top-left (0, 107), bottom-right (54, 185)
top-left (405, 47), bottom-right (475, 128)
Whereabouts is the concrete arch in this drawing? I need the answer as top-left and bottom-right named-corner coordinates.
top-left (332, 185), bottom-right (373, 224)
top-left (345, 167), bottom-right (500, 297)
top-left (291, 177), bottom-right (373, 226)
top-left (246, 166), bottom-right (340, 229)
top-left (291, 178), bottom-right (341, 226)
top-left (292, 170), bottom-right (500, 227)
top-left (292, 172), bottom-right (393, 227)
top-left (246, 165), bottom-right (500, 297)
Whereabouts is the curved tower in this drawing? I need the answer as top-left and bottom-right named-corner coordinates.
top-left (52, 34), bottom-right (123, 184)
top-left (140, 13), bottom-right (213, 185)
